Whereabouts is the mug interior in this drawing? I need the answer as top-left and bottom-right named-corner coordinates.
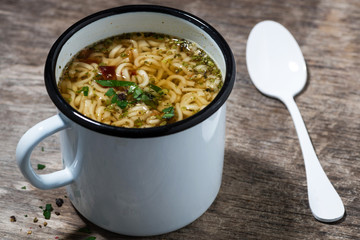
top-left (55, 12), bottom-right (226, 81)
top-left (45, 5), bottom-right (235, 138)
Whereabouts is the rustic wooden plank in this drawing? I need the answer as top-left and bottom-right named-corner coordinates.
top-left (1, 0), bottom-right (360, 239)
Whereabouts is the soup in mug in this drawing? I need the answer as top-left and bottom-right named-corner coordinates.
top-left (58, 32), bottom-right (223, 128)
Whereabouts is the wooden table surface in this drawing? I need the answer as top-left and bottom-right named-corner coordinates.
top-left (1, 0), bottom-right (360, 239)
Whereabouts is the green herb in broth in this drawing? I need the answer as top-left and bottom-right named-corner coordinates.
top-left (162, 106), bottom-right (175, 119)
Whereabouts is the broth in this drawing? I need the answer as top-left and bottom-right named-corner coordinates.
top-left (58, 32), bottom-right (223, 128)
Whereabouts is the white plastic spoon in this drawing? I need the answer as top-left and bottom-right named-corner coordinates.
top-left (246, 20), bottom-right (345, 222)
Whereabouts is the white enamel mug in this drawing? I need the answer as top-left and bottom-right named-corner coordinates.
top-left (16, 5), bottom-right (235, 236)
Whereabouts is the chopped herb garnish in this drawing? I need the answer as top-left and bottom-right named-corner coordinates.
top-left (37, 164), bottom-right (46, 170)
top-left (128, 85), bottom-right (143, 99)
top-left (111, 95), bottom-right (119, 104)
top-left (43, 204), bottom-right (53, 220)
top-left (116, 100), bottom-right (128, 109)
top-left (24, 214), bottom-right (28, 217)
top-left (106, 88), bottom-right (128, 109)
top-left (162, 107), bottom-right (175, 119)
top-left (76, 86), bottom-right (89, 96)
top-left (149, 84), bottom-right (163, 94)
top-left (41, 147), bottom-right (44, 152)
top-left (105, 88), bottom-right (116, 97)
top-left (102, 82), bottom-right (159, 110)
top-left (141, 93), bottom-right (157, 109)
top-left (21, 186), bottom-right (26, 189)
top-left (96, 80), bottom-right (135, 87)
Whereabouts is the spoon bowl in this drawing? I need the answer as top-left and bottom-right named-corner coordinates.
top-left (246, 20), bottom-right (345, 223)
top-left (247, 20), bottom-right (307, 100)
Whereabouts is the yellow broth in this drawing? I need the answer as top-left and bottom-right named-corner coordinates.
top-left (58, 32), bottom-right (223, 128)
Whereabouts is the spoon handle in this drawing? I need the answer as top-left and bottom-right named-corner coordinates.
top-left (282, 96), bottom-right (345, 222)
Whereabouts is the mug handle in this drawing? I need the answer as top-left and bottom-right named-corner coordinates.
top-left (16, 114), bottom-right (78, 190)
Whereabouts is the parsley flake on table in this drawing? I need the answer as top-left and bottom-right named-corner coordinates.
top-left (43, 203), bottom-right (53, 219)
top-left (37, 164), bottom-right (46, 170)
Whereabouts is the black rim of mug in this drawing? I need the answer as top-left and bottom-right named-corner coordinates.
top-left (44, 4), bottom-right (236, 138)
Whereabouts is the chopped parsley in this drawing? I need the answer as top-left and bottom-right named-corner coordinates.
top-left (99, 81), bottom-right (163, 110)
top-left (43, 203), bottom-right (53, 220)
top-left (149, 84), bottom-right (163, 95)
top-left (105, 88), bottom-right (128, 109)
top-left (37, 164), bottom-right (46, 170)
top-left (162, 107), bottom-right (175, 119)
top-left (96, 80), bottom-right (135, 87)
top-left (77, 86), bottom-right (89, 96)
top-left (105, 88), bottom-right (116, 97)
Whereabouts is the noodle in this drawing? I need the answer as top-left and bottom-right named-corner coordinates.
top-left (58, 32), bottom-right (223, 128)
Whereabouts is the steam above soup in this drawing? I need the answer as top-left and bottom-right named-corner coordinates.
top-left (58, 32), bottom-right (223, 128)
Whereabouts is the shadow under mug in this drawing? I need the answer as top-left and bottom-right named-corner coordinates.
top-left (16, 5), bottom-right (236, 236)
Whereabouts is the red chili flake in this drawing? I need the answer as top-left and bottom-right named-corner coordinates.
top-left (55, 237), bottom-right (59, 239)
top-left (99, 66), bottom-right (116, 80)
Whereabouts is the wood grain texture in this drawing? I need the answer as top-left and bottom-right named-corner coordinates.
top-left (1, 0), bottom-right (360, 239)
